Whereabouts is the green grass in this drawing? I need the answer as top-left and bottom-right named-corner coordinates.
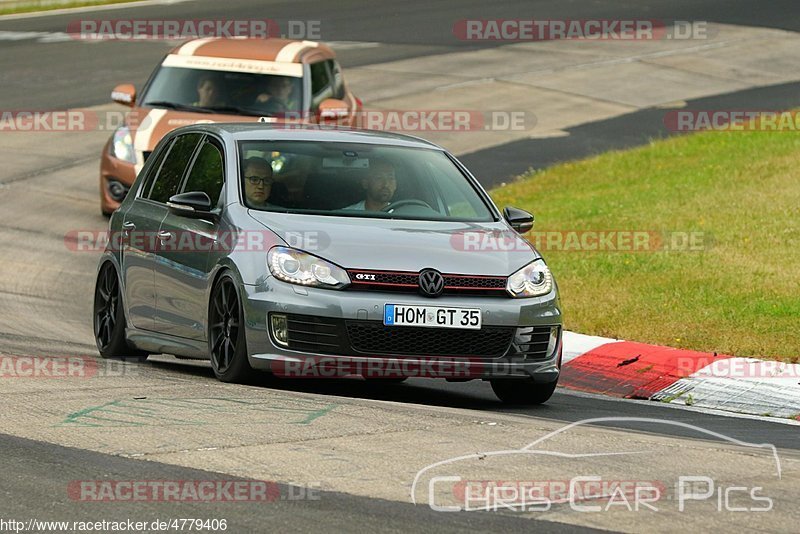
top-left (0, 0), bottom-right (140, 16)
top-left (491, 129), bottom-right (800, 362)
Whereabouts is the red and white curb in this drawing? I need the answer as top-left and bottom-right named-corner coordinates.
top-left (561, 331), bottom-right (800, 420)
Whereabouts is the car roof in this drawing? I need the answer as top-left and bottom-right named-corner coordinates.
top-left (186, 123), bottom-right (445, 150)
top-left (167, 38), bottom-right (334, 63)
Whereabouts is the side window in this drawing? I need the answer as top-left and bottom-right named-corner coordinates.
top-left (138, 138), bottom-right (172, 198)
top-left (310, 61), bottom-right (333, 110)
top-left (182, 139), bottom-right (224, 207)
top-left (148, 133), bottom-right (202, 203)
top-left (329, 60), bottom-right (345, 100)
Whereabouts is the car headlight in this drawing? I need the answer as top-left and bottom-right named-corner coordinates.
top-left (268, 246), bottom-right (350, 289)
top-left (110, 126), bottom-right (136, 163)
top-left (506, 259), bottom-right (553, 298)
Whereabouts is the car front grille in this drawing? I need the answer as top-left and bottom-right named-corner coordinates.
top-left (443, 274), bottom-right (507, 289)
top-left (281, 314), bottom-right (516, 358)
top-left (345, 320), bottom-right (513, 357)
top-left (346, 269), bottom-right (508, 297)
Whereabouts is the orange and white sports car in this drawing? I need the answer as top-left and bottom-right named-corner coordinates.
top-left (99, 38), bottom-right (362, 214)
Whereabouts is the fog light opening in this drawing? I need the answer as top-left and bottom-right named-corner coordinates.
top-left (106, 179), bottom-right (129, 202)
top-left (547, 326), bottom-right (561, 357)
top-left (270, 314), bottom-right (289, 347)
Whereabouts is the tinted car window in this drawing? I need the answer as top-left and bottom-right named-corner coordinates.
top-left (310, 62), bottom-right (333, 109)
top-left (148, 133), bottom-right (202, 203)
top-left (182, 139), bottom-right (224, 207)
top-left (329, 60), bottom-right (345, 100)
top-left (141, 67), bottom-right (303, 115)
top-left (138, 138), bottom-right (172, 198)
top-left (238, 141), bottom-right (494, 222)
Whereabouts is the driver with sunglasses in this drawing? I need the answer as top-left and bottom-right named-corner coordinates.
top-left (242, 157), bottom-right (276, 208)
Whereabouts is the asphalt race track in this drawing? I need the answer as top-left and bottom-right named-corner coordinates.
top-left (0, 1), bottom-right (798, 532)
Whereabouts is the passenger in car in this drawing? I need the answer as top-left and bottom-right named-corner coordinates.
top-left (345, 159), bottom-right (397, 211)
top-left (270, 156), bottom-right (313, 208)
top-left (255, 76), bottom-right (295, 114)
top-left (242, 157), bottom-right (275, 208)
top-left (194, 73), bottom-right (225, 108)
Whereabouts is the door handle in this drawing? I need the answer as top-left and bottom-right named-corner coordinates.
top-left (157, 231), bottom-right (173, 242)
top-left (121, 221), bottom-right (135, 239)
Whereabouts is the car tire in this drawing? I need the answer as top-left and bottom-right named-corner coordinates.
top-left (490, 379), bottom-right (557, 405)
top-left (93, 262), bottom-right (149, 361)
top-left (208, 272), bottom-right (253, 383)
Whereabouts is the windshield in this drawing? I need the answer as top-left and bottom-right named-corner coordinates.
top-left (140, 66), bottom-right (303, 116)
top-left (238, 141), bottom-right (495, 222)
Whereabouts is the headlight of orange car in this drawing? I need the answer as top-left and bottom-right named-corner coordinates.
top-left (110, 126), bottom-right (136, 163)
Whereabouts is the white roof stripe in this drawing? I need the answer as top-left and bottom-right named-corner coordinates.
top-left (176, 37), bottom-right (216, 56)
top-left (275, 40), bottom-right (319, 62)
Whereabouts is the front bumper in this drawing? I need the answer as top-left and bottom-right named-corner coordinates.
top-left (241, 277), bottom-right (563, 381)
top-left (99, 141), bottom-right (137, 214)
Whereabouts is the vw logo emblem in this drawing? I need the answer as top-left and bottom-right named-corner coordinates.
top-left (418, 269), bottom-right (445, 297)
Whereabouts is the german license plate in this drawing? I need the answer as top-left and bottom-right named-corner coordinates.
top-left (383, 304), bottom-right (482, 330)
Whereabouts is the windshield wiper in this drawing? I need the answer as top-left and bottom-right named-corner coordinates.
top-left (143, 101), bottom-right (213, 113)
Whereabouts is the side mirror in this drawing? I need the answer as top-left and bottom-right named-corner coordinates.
top-left (111, 84), bottom-right (136, 107)
top-left (317, 98), bottom-right (350, 121)
top-left (503, 206), bottom-right (534, 234)
top-left (167, 192), bottom-right (217, 219)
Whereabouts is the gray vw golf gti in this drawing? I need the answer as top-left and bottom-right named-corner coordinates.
top-left (93, 123), bottom-right (563, 404)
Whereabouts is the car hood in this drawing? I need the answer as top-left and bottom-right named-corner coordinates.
top-left (128, 107), bottom-right (267, 152)
top-left (247, 212), bottom-right (539, 276)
